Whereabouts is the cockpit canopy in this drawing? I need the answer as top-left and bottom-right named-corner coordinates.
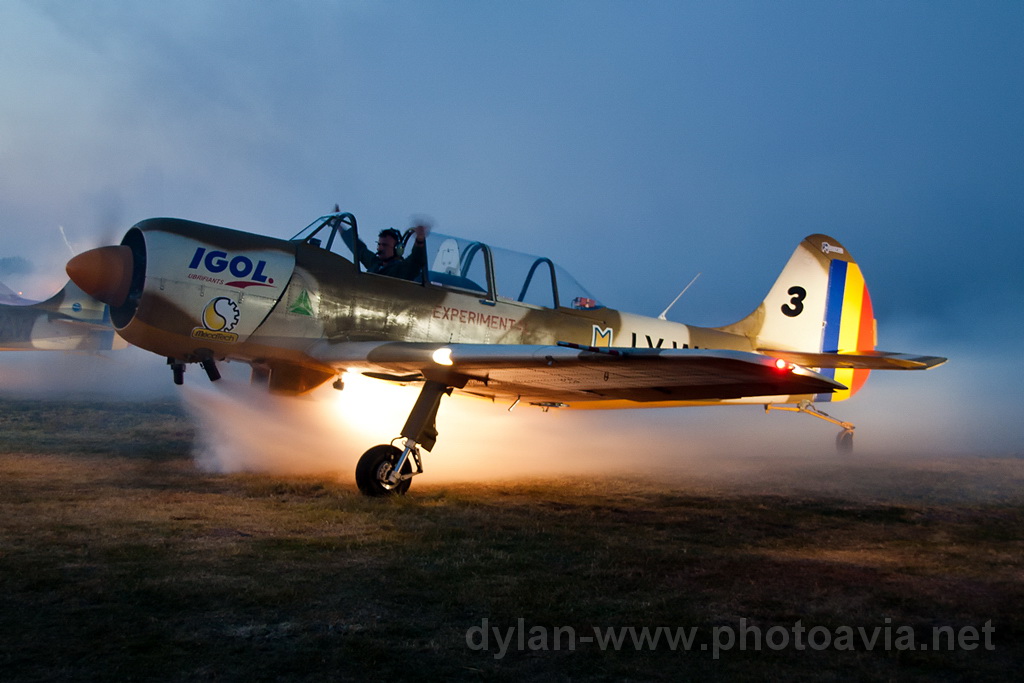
top-left (290, 212), bottom-right (603, 310)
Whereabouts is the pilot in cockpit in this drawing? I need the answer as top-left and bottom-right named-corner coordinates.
top-left (342, 222), bottom-right (429, 281)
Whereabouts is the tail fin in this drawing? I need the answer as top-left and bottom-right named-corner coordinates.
top-left (717, 235), bottom-right (875, 401)
top-left (38, 279), bottom-right (112, 324)
top-left (0, 280), bottom-right (125, 351)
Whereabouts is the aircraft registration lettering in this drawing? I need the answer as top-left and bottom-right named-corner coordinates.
top-left (629, 332), bottom-right (694, 349)
top-left (432, 304), bottom-right (518, 331)
top-left (592, 325), bottom-right (613, 347)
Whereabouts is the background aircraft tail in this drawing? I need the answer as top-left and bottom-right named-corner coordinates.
top-left (0, 280), bottom-right (32, 305)
top-left (0, 280), bottom-right (125, 351)
top-left (38, 279), bottom-right (112, 323)
top-left (717, 234), bottom-right (875, 401)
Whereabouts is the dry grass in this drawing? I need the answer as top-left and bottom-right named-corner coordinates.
top-left (0, 397), bottom-right (1021, 681)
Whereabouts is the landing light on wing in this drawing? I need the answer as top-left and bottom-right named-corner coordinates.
top-left (432, 347), bottom-right (454, 366)
top-left (774, 358), bottom-right (793, 371)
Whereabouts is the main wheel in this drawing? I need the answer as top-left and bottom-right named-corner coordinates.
top-left (355, 445), bottom-right (412, 496)
top-left (835, 429), bottom-right (854, 454)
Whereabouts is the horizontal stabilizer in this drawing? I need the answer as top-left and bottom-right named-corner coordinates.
top-left (759, 349), bottom-right (948, 370)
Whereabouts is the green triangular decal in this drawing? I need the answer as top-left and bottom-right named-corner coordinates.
top-left (289, 289), bottom-right (315, 316)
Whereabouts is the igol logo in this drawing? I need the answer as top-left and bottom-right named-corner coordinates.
top-left (192, 296), bottom-right (240, 343)
top-left (188, 247), bottom-right (275, 288)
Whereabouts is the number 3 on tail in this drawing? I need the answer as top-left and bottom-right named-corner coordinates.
top-left (781, 286), bottom-right (806, 317)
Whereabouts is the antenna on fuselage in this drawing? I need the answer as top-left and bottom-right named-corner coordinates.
top-left (658, 272), bottom-right (701, 321)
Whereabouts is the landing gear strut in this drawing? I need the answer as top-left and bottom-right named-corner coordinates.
top-left (354, 380), bottom-right (453, 496)
top-left (765, 400), bottom-right (855, 454)
top-left (167, 355), bottom-right (221, 385)
top-left (168, 357), bottom-right (186, 385)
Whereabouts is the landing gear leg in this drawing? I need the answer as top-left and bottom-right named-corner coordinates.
top-left (354, 380), bottom-right (452, 496)
top-left (199, 358), bottom-right (221, 382)
top-left (168, 357), bottom-right (185, 385)
top-left (765, 400), bottom-right (856, 454)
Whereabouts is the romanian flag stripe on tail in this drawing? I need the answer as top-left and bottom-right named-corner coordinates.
top-left (817, 259), bottom-right (874, 402)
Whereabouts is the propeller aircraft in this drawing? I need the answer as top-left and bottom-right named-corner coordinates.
top-left (65, 210), bottom-right (945, 495)
top-left (0, 279), bottom-right (122, 352)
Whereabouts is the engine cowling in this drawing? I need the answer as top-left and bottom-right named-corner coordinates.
top-left (68, 218), bottom-right (297, 364)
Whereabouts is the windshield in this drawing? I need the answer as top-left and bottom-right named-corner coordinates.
top-left (289, 213), bottom-right (602, 310)
top-left (424, 233), bottom-right (603, 310)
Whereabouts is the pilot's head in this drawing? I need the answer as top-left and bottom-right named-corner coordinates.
top-left (376, 228), bottom-right (402, 261)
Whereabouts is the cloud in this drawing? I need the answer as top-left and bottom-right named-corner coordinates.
top-left (0, 257), bottom-right (33, 278)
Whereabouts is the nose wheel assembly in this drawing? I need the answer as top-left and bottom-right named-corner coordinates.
top-left (355, 444), bottom-right (416, 496)
top-left (354, 380), bottom-right (454, 496)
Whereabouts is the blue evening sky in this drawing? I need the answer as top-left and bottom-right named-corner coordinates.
top-left (1, 1), bottom-right (1021, 453)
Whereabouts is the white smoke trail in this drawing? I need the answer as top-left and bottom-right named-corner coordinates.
top-left (58, 225), bottom-right (76, 256)
top-left (175, 333), bottom-right (1022, 493)
top-left (178, 370), bottom-right (829, 486)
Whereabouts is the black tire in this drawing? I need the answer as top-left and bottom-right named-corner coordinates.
top-left (355, 445), bottom-right (412, 496)
top-left (835, 430), bottom-right (854, 454)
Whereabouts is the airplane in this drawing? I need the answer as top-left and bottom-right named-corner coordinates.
top-left (0, 278), bottom-right (123, 352)
top-left (65, 210), bottom-right (946, 495)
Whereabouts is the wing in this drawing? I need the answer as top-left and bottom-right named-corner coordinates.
top-left (310, 341), bottom-right (846, 405)
top-left (758, 349), bottom-right (948, 370)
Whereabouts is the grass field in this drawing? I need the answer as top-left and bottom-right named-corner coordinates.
top-left (1, 397), bottom-right (1021, 681)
